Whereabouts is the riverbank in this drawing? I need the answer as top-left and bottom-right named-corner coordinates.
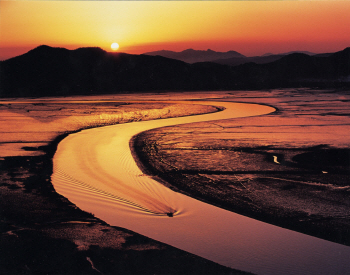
top-left (1, 89), bottom-right (349, 274)
top-left (50, 97), bottom-right (349, 274)
top-left (132, 90), bottom-right (350, 247)
top-left (1, 100), bottom-right (243, 274)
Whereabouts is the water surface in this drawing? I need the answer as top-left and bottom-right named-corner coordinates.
top-left (52, 101), bottom-right (350, 275)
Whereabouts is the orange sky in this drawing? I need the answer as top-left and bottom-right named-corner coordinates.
top-left (1, 1), bottom-right (350, 60)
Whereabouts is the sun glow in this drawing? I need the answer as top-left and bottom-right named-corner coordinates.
top-left (1, 1), bottom-right (350, 59)
top-left (111, 42), bottom-right (119, 51)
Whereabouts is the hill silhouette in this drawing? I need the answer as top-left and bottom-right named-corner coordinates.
top-left (148, 49), bottom-right (321, 67)
top-left (232, 48), bottom-right (350, 88)
top-left (212, 54), bottom-right (286, 67)
top-left (1, 45), bottom-right (349, 98)
top-left (143, 49), bottom-right (245, 64)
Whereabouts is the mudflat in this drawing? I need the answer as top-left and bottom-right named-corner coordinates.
top-left (1, 98), bottom-right (241, 274)
top-left (133, 89), bottom-right (350, 246)
top-left (1, 89), bottom-right (349, 274)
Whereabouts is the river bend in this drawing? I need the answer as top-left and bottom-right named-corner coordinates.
top-left (52, 101), bottom-right (350, 275)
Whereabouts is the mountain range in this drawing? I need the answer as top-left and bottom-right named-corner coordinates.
top-left (144, 49), bottom-right (335, 66)
top-left (1, 45), bottom-right (349, 98)
top-left (143, 49), bottom-right (245, 64)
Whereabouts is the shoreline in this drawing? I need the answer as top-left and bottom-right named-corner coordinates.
top-left (0, 90), bottom-right (348, 270)
top-left (1, 101), bottom-right (241, 274)
top-left (132, 132), bottom-right (350, 246)
top-left (50, 99), bottom-right (349, 274)
top-left (131, 97), bottom-right (350, 247)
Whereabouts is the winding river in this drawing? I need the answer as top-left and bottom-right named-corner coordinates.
top-left (52, 101), bottom-right (350, 275)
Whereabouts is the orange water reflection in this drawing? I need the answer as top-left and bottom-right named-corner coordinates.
top-left (0, 100), bottom-right (215, 157)
top-left (51, 101), bottom-right (350, 275)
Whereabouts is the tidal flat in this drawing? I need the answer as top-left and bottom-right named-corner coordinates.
top-left (134, 89), bottom-right (350, 247)
top-left (0, 98), bottom-right (237, 274)
top-left (1, 89), bottom-right (349, 274)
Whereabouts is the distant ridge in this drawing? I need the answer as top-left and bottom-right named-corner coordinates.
top-left (144, 49), bottom-right (336, 67)
top-left (212, 54), bottom-right (285, 67)
top-left (263, 51), bottom-right (316, 57)
top-left (232, 48), bottom-right (350, 88)
top-left (2, 45), bottom-right (240, 97)
top-left (211, 51), bottom-right (333, 67)
top-left (1, 45), bottom-right (349, 98)
top-left (143, 48), bottom-right (245, 64)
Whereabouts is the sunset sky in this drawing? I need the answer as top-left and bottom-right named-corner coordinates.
top-left (1, 1), bottom-right (350, 60)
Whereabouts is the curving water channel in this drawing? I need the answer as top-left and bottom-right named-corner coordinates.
top-left (52, 101), bottom-right (350, 275)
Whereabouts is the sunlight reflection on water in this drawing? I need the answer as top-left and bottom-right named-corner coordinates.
top-left (51, 100), bottom-right (350, 275)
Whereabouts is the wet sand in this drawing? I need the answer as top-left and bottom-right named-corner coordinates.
top-left (135, 90), bottom-right (350, 247)
top-left (51, 100), bottom-right (350, 275)
top-left (1, 99), bottom-right (238, 274)
top-left (1, 90), bottom-right (349, 274)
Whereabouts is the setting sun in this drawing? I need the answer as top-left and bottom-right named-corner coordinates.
top-left (1, 1), bottom-right (350, 59)
top-left (111, 42), bottom-right (119, 51)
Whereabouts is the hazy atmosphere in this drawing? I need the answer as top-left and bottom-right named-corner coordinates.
top-left (1, 1), bottom-right (350, 59)
top-left (1, 1), bottom-right (349, 275)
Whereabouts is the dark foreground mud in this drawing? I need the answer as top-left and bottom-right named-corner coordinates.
top-left (1, 100), bottom-right (244, 274)
top-left (1, 141), bottom-right (241, 274)
top-left (133, 89), bottom-right (350, 246)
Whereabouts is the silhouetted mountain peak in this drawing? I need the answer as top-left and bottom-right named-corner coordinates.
top-left (72, 47), bottom-right (108, 60)
top-left (144, 48), bottom-right (245, 63)
top-left (335, 47), bottom-right (350, 56)
top-left (14, 45), bottom-right (108, 62)
top-left (278, 52), bottom-right (312, 62)
top-left (74, 47), bottom-right (106, 53)
top-left (261, 51), bottom-right (316, 58)
top-left (26, 45), bottom-right (57, 54)
top-left (28, 45), bottom-right (68, 54)
top-left (1, 45), bottom-right (349, 98)
top-left (32, 45), bottom-right (54, 51)
top-left (182, 48), bottom-right (195, 52)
